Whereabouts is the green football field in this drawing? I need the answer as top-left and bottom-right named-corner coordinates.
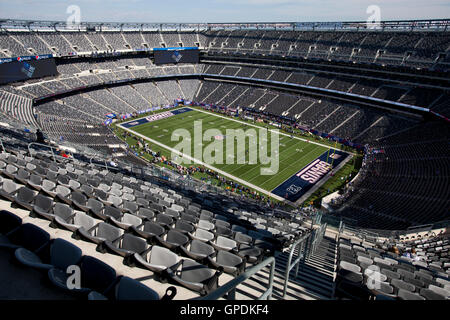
top-left (119, 107), bottom-right (332, 196)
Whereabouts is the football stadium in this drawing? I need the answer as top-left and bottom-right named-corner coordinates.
top-left (0, 0), bottom-right (449, 309)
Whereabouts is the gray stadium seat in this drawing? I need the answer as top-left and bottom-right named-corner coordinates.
top-left (131, 221), bottom-right (166, 242)
top-left (208, 250), bottom-right (245, 276)
top-left (134, 245), bottom-right (181, 277)
top-left (180, 239), bottom-right (215, 262)
top-left (168, 259), bottom-right (222, 296)
top-left (77, 221), bottom-right (123, 245)
top-left (15, 238), bottom-right (82, 271)
top-left (88, 276), bottom-right (176, 300)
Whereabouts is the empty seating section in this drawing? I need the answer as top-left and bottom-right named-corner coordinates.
top-left (0, 137), bottom-right (307, 298)
top-left (0, 91), bottom-right (38, 128)
top-left (0, 30), bottom-right (446, 69)
top-left (0, 210), bottom-right (176, 300)
top-left (330, 121), bottom-right (450, 230)
top-left (0, 28), bottom-right (448, 280)
top-left (335, 232), bottom-right (450, 300)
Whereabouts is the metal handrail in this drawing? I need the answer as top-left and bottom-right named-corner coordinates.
top-left (28, 142), bottom-right (58, 162)
top-left (282, 232), bottom-right (311, 298)
top-left (196, 256), bottom-right (276, 300)
top-left (281, 222), bottom-right (328, 297)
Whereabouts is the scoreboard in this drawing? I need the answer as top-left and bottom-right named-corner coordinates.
top-left (153, 47), bottom-right (199, 65)
top-left (0, 56), bottom-right (58, 85)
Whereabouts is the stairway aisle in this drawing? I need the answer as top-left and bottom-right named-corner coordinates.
top-left (233, 233), bottom-right (339, 300)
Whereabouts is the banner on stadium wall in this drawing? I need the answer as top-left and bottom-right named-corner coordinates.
top-left (104, 119), bottom-right (113, 126)
top-left (269, 122), bottom-right (281, 128)
top-left (0, 54), bottom-right (53, 64)
top-left (105, 113), bottom-right (117, 119)
top-left (174, 99), bottom-right (184, 107)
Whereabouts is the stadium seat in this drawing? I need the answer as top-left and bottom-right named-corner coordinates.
top-left (0, 179), bottom-right (20, 202)
top-left (208, 250), bottom-right (245, 276)
top-left (134, 245), bottom-right (181, 279)
top-left (48, 255), bottom-right (116, 296)
top-left (103, 233), bottom-right (148, 259)
top-left (190, 228), bottom-right (215, 242)
top-left (109, 213), bottom-right (143, 230)
top-left (131, 221), bottom-right (166, 242)
top-left (180, 239), bottom-right (215, 262)
top-left (211, 236), bottom-right (238, 252)
top-left (175, 220), bottom-right (195, 234)
top-left (77, 221), bottom-right (123, 246)
top-left (12, 186), bottom-right (37, 211)
top-left (168, 259), bottom-right (222, 296)
top-left (88, 276), bottom-right (176, 300)
top-left (15, 238), bottom-right (82, 271)
top-left (156, 229), bottom-right (189, 252)
top-left (397, 289), bottom-right (425, 300)
top-left (0, 223), bottom-right (50, 252)
top-left (0, 210), bottom-right (22, 235)
top-left (54, 211), bottom-right (96, 232)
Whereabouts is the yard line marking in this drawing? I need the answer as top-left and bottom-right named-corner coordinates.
top-left (117, 122), bottom-right (286, 202)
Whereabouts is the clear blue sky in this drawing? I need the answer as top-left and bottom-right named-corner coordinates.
top-left (1, 0), bottom-right (449, 23)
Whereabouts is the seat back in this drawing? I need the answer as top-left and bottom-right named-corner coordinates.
top-left (235, 232), bottom-right (253, 244)
top-left (0, 210), bottom-right (22, 234)
top-left (34, 194), bottom-right (53, 212)
top-left (156, 213), bottom-right (174, 225)
top-left (50, 238), bottom-right (83, 269)
top-left (165, 208), bottom-right (180, 219)
top-left (122, 213), bottom-right (142, 227)
top-left (198, 220), bottom-right (215, 231)
top-left (123, 201), bottom-right (138, 213)
top-left (2, 179), bottom-right (18, 194)
top-left (121, 233), bottom-right (147, 253)
top-left (167, 230), bottom-right (189, 246)
top-left (104, 206), bottom-right (122, 220)
top-left (16, 187), bottom-right (35, 203)
top-left (190, 239), bottom-right (215, 256)
top-left (72, 191), bottom-right (87, 205)
top-left (87, 198), bottom-right (103, 214)
top-left (195, 228), bottom-right (214, 241)
top-left (143, 222), bottom-right (165, 236)
top-left (97, 222), bottom-right (123, 241)
top-left (9, 223), bottom-right (50, 251)
top-left (175, 220), bottom-right (195, 233)
top-left (138, 208), bottom-right (155, 220)
top-left (180, 259), bottom-right (214, 283)
top-left (74, 212), bottom-right (96, 230)
top-left (54, 203), bottom-right (73, 220)
top-left (232, 225), bottom-right (247, 234)
top-left (29, 174), bottom-right (42, 185)
top-left (114, 276), bottom-right (160, 300)
top-left (217, 236), bottom-right (237, 250)
top-left (80, 255), bottom-right (117, 292)
top-left (42, 179), bottom-right (56, 191)
top-left (148, 245), bottom-right (180, 267)
top-left (55, 185), bottom-right (71, 197)
top-left (216, 250), bottom-right (242, 266)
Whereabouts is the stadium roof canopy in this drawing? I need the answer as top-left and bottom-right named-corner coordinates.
top-left (0, 18), bottom-right (449, 32)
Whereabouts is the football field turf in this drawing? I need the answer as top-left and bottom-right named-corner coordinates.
top-left (119, 107), bottom-right (347, 202)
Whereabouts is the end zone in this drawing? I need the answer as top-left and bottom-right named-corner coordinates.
top-left (120, 107), bottom-right (193, 129)
top-left (271, 149), bottom-right (349, 202)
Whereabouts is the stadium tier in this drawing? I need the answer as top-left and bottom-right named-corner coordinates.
top-left (0, 19), bottom-right (449, 301)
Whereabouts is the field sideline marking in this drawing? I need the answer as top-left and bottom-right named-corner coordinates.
top-left (117, 122), bottom-right (287, 202)
top-left (118, 106), bottom-right (356, 204)
top-left (193, 107), bottom-right (357, 156)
